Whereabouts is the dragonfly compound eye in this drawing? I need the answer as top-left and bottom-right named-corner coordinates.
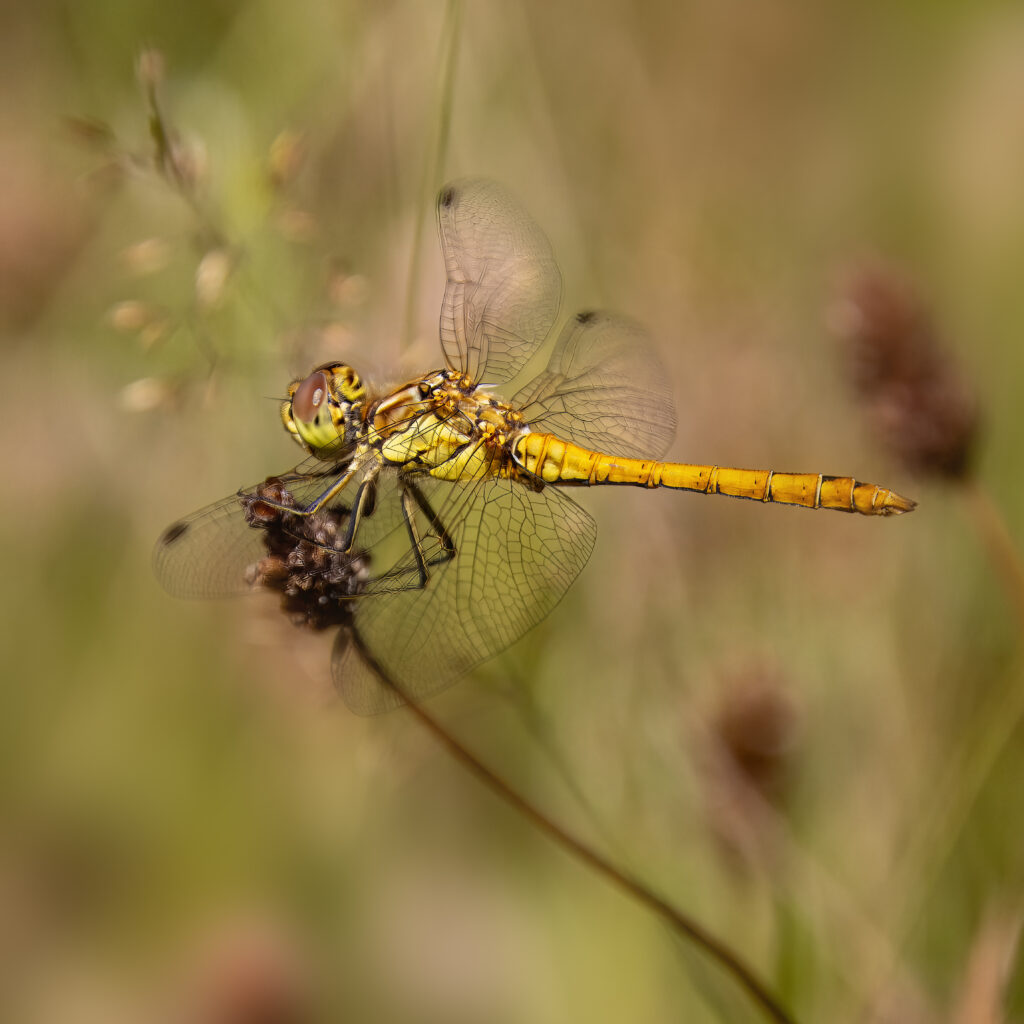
top-left (292, 370), bottom-right (330, 424)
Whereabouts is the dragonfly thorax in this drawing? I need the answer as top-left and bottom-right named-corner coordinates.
top-left (364, 370), bottom-right (529, 482)
top-left (282, 362), bottom-right (367, 459)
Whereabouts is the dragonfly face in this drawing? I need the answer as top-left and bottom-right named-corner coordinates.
top-left (156, 178), bottom-right (913, 715)
top-left (281, 361), bottom-right (367, 459)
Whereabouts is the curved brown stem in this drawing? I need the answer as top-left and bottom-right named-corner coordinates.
top-left (398, 692), bottom-right (798, 1024)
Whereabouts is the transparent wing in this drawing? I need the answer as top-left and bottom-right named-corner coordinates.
top-left (511, 310), bottom-right (678, 459)
top-left (437, 179), bottom-right (562, 385)
top-left (153, 493), bottom-right (270, 598)
top-left (155, 419), bottom-right (596, 716)
top-left (334, 473), bottom-right (597, 714)
top-left (152, 407), bottom-right (470, 602)
top-left (152, 462), bottom-right (364, 599)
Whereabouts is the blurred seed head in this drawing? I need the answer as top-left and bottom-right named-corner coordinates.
top-left (713, 668), bottom-right (800, 805)
top-left (120, 237), bottom-right (171, 277)
top-left (326, 266), bottom-right (369, 309)
top-left (196, 249), bottom-right (234, 311)
top-left (169, 915), bottom-right (313, 1024)
top-left (135, 48), bottom-right (166, 92)
top-left (107, 299), bottom-right (159, 333)
top-left (274, 208), bottom-right (318, 244)
top-left (829, 263), bottom-right (980, 480)
top-left (698, 666), bottom-right (801, 873)
top-left (169, 134), bottom-right (210, 192)
top-left (119, 376), bottom-right (175, 413)
top-left (107, 300), bottom-right (171, 350)
top-left (268, 130), bottom-right (307, 191)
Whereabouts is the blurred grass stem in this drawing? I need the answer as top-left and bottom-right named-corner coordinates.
top-left (397, 689), bottom-right (798, 1024)
top-left (401, 0), bottom-right (462, 352)
top-left (856, 475), bottom-right (1024, 1015)
top-left (141, 60), bottom-right (226, 251)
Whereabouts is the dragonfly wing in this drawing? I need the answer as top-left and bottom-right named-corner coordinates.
top-left (437, 179), bottom-right (562, 385)
top-left (154, 493), bottom-right (270, 598)
top-left (511, 311), bottom-right (678, 459)
top-left (333, 474), bottom-right (596, 714)
top-left (152, 465), bottom-right (366, 599)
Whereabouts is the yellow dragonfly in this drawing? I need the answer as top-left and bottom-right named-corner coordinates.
top-left (155, 179), bottom-right (914, 713)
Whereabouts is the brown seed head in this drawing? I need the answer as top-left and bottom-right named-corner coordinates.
top-left (240, 479), bottom-right (367, 631)
top-left (713, 669), bottom-right (800, 806)
top-left (698, 667), bottom-right (802, 873)
top-left (830, 264), bottom-right (979, 480)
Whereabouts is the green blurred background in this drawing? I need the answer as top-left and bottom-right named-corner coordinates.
top-left (3, 1), bottom-right (1024, 1021)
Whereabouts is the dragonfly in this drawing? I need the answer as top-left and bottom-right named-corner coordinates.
top-left (155, 179), bottom-right (915, 713)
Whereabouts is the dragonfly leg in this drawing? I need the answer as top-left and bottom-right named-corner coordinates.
top-left (242, 462), bottom-right (361, 518)
top-left (338, 477), bottom-right (377, 553)
top-left (400, 479), bottom-right (457, 588)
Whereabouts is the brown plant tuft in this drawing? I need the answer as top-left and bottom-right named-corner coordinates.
top-left (241, 479), bottom-right (367, 631)
top-left (830, 264), bottom-right (979, 480)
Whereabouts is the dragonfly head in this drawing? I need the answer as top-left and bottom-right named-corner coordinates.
top-left (282, 362), bottom-right (366, 458)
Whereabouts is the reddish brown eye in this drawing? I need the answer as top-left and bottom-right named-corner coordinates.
top-left (292, 371), bottom-right (329, 422)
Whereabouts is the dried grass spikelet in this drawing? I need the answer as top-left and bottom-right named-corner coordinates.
top-left (195, 249), bottom-right (234, 311)
top-left (829, 263), bottom-right (979, 480)
top-left (268, 130), bottom-right (307, 191)
top-left (135, 48), bottom-right (166, 91)
top-left (120, 237), bottom-right (171, 277)
top-left (119, 376), bottom-right (175, 413)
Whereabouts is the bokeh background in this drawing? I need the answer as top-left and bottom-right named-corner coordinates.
top-left (3, 2), bottom-right (1024, 1021)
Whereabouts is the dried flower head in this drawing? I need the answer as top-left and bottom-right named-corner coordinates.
top-left (830, 264), bottom-right (979, 480)
top-left (241, 479), bottom-right (368, 631)
top-left (712, 668), bottom-right (800, 806)
top-left (698, 667), bottom-right (801, 873)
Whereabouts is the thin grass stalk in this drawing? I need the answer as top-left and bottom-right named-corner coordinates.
top-left (857, 476), bottom-right (1024, 1016)
top-left (395, 685), bottom-right (799, 1024)
top-left (401, 0), bottom-right (463, 352)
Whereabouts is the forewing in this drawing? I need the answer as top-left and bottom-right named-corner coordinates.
top-left (437, 179), bottom-right (562, 385)
top-left (512, 311), bottom-right (678, 459)
top-left (334, 475), bottom-right (596, 714)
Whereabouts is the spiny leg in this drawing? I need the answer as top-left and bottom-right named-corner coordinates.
top-left (400, 478), bottom-right (457, 589)
top-left (338, 477), bottom-right (378, 553)
top-left (244, 462), bottom-right (362, 519)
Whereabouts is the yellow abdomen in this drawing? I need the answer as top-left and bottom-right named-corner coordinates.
top-left (513, 432), bottom-right (915, 516)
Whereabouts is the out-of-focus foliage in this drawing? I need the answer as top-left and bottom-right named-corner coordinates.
top-left (3, 1), bottom-right (1024, 1021)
